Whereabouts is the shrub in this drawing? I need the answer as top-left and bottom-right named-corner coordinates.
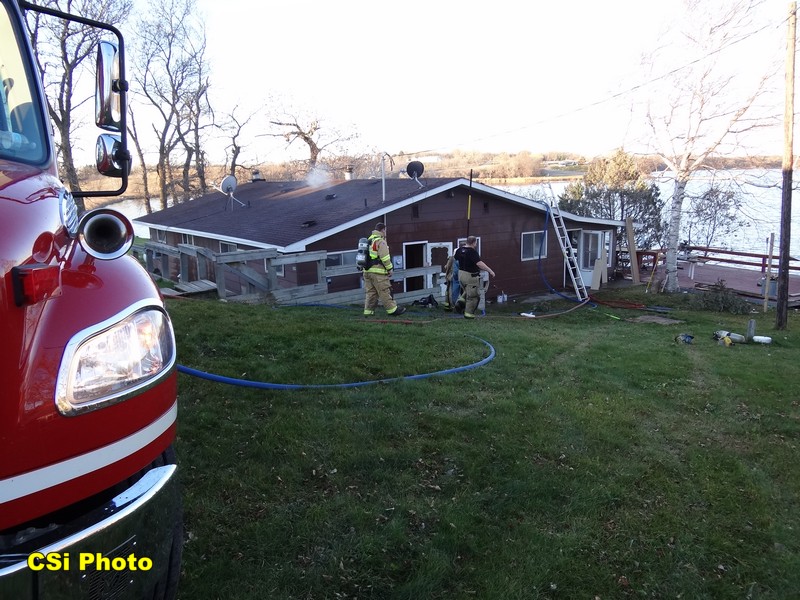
top-left (688, 279), bottom-right (753, 314)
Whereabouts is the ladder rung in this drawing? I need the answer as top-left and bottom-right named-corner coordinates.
top-left (547, 200), bottom-right (587, 300)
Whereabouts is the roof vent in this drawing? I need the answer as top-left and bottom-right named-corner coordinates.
top-left (301, 220), bottom-right (317, 228)
top-left (252, 169), bottom-right (264, 182)
top-left (325, 193), bottom-right (337, 200)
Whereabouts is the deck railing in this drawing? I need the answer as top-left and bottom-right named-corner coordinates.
top-left (138, 241), bottom-right (442, 305)
top-left (685, 246), bottom-right (800, 273)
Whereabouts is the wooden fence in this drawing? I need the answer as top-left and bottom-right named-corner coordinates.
top-left (139, 242), bottom-right (443, 306)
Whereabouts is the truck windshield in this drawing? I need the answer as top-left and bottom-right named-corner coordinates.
top-left (0, 0), bottom-right (47, 165)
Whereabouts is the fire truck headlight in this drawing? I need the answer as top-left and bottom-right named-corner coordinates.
top-left (56, 304), bottom-right (176, 416)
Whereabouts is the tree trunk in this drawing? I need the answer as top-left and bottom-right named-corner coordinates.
top-left (181, 147), bottom-right (194, 202)
top-left (59, 139), bottom-right (85, 212)
top-left (193, 115), bottom-right (207, 194)
top-left (157, 156), bottom-right (169, 211)
top-left (128, 117), bottom-right (153, 214)
top-left (664, 176), bottom-right (688, 293)
top-left (229, 144), bottom-right (241, 177)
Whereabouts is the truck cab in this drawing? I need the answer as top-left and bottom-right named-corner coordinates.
top-left (0, 0), bottom-right (182, 598)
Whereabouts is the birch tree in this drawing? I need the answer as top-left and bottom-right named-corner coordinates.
top-left (640, 0), bottom-right (780, 292)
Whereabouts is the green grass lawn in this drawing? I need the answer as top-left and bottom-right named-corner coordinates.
top-left (168, 288), bottom-right (800, 599)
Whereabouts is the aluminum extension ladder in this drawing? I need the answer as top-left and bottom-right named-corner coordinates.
top-left (544, 186), bottom-right (589, 302)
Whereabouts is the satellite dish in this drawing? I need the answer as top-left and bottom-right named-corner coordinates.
top-left (220, 175), bottom-right (237, 194)
top-left (219, 175), bottom-right (246, 210)
top-left (406, 161), bottom-right (424, 179)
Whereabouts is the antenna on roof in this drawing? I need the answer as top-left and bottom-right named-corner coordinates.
top-left (218, 175), bottom-right (247, 210)
top-left (380, 152), bottom-right (394, 203)
top-left (406, 161), bottom-right (425, 189)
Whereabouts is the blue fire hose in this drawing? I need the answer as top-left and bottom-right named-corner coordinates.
top-left (177, 335), bottom-right (495, 390)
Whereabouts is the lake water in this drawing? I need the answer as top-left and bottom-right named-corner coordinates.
top-left (99, 197), bottom-right (165, 239)
top-left (498, 169), bottom-right (800, 259)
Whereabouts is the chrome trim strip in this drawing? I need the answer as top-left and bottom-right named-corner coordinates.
top-left (0, 401), bottom-right (177, 504)
top-left (0, 464), bottom-right (177, 577)
top-left (58, 188), bottom-right (79, 237)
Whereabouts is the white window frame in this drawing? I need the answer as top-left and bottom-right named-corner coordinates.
top-left (521, 230), bottom-right (547, 261)
top-left (456, 236), bottom-right (481, 254)
top-left (264, 259), bottom-right (285, 277)
top-left (220, 241), bottom-right (237, 254)
top-left (580, 231), bottom-right (612, 270)
top-left (325, 250), bottom-right (358, 269)
top-left (180, 233), bottom-right (195, 245)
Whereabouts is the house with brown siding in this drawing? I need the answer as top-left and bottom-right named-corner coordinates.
top-left (134, 175), bottom-right (623, 302)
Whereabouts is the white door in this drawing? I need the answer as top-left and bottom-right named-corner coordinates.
top-left (427, 242), bottom-right (453, 295)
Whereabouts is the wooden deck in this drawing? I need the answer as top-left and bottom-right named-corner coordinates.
top-left (173, 279), bottom-right (217, 295)
top-left (670, 260), bottom-right (800, 306)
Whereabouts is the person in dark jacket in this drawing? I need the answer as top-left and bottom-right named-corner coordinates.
top-left (454, 236), bottom-right (495, 318)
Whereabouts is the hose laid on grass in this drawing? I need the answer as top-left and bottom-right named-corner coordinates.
top-left (177, 335), bottom-right (495, 390)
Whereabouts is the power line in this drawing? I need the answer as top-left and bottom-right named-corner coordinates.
top-left (398, 10), bottom-right (788, 158)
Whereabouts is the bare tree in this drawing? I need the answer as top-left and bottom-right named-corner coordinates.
top-left (683, 184), bottom-right (749, 249)
top-left (132, 0), bottom-right (209, 208)
top-left (25, 0), bottom-right (132, 212)
top-left (261, 111), bottom-right (357, 177)
top-left (218, 106), bottom-right (257, 178)
top-left (640, 0), bottom-right (780, 292)
top-left (127, 110), bottom-right (153, 214)
top-left (175, 40), bottom-right (212, 199)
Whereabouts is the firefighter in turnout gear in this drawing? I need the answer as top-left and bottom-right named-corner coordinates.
top-left (363, 223), bottom-right (406, 316)
top-left (455, 235), bottom-right (495, 319)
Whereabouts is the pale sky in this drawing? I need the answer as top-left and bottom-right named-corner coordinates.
top-left (181, 0), bottom-right (789, 165)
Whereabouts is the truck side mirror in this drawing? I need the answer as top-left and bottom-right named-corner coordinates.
top-left (95, 41), bottom-right (121, 132)
top-left (96, 133), bottom-right (128, 178)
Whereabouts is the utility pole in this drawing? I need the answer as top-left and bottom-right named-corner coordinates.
top-left (776, 1), bottom-right (796, 330)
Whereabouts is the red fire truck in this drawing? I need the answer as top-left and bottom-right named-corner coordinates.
top-left (1, 0), bottom-right (182, 598)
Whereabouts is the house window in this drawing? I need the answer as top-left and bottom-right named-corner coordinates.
top-left (154, 229), bottom-right (166, 243)
top-left (567, 230), bottom-right (580, 251)
top-left (325, 250), bottom-right (358, 268)
top-left (181, 233), bottom-right (195, 245)
top-left (521, 231), bottom-right (547, 260)
top-left (580, 231), bottom-right (612, 270)
top-left (456, 237), bottom-right (480, 254)
top-left (220, 242), bottom-right (237, 253)
top-left (264, 259), bottom-right (285, 277)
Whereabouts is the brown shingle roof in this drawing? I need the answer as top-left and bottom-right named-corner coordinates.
top-left (135, 177), bottom-right (461, 249)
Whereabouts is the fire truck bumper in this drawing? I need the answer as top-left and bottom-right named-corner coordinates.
top-left (0, 464), bottom-right (181, 600)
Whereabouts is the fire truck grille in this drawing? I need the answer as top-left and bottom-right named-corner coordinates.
top-left (86, 536), bottom-right (136, 600)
